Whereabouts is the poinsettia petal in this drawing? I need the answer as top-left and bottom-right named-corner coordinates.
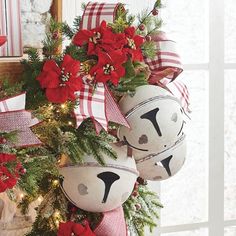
top-left (43, 60), bottom-right (61, 74)
top-left (134, 35), bottom-right (145, 47)
top-left (46, 88), bottom-right (68, 104)
top-left (37, 71), bottom-right (60, 88)
top-left (117, 66), bottom-right (126, 77)
top-left (87, 42), bottom-right (97, 55)
top-left (62, 55), bottom-right (80, 76)
top-left (67, 88), bottom-right (77, 101)
top-left (0, 181), bottom-right (8, 192)
top-left (0, 153), bottom-right (16, 163)
top-left (110, 71), bottom-right (120, 85)
top-left (132, 49), bottom-right (144, 62)
top-left (97, 51), bottom-right (112, 65)
top-left (5, 177), bottom-right (17, 189)
top-left (67, 76), bottom-right (83, 91)
top-left (73, 30), bottom-right (93, 46)
top-left (125, 26), bottom-right (135, 38)
top-left (111, 50), bottom-right (126, 65)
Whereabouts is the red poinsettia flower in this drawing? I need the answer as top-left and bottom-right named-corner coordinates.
top-left (123, 26), bottom-right (144, 61)
top-left (37, 54), bottom-right (82, 103)
top-left (89, 50), bottom-right (126, 85)
top-left (0, 153), bottom-right (21, 193)
top-left (0, 165), bottom-right (17, 193)
top-left (58, 220), bottom-right (95, 236)
top-left (0, 153), bottom-right (16, 163)
top-left (73, 21), bottom-right (126, 55)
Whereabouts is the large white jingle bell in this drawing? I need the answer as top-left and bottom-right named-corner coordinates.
top-left (136, 134), bottom-right (186, 181)
top-left (59, 145), bottom-right (139, 212)
top-left (118, 85), bottom-right (185, 160)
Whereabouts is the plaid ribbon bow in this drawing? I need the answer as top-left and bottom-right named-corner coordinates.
top-left (81, 2), bottom-right (122, 30)
top-left (144, 32), bottom-right (183, 82)
top-left (74, 83), bottom-right (129, 133)
top-left (0, 93), bottom-right (41, 147)
top-left (144, 32), bottom-right (190, 112)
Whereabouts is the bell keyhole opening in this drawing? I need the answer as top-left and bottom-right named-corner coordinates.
top-left (160, 155), bottom-right (173, 176)
top-left (140, 108), bottom-right (162, 137)
top-left (97, 171), bottom-right (120, 203)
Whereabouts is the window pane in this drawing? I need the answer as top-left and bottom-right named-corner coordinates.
top-left (224, 70), bottom-right (236, 220)
top-left (161, 228), bottom-right (208, 236)
top-left (161, 0), bottom-right (208, 64)
top-left (161, 71), bottom-right (209, 226)
top-left (225, 227), bottom-right (236, 236)
top-left (225, 0), bottom-right (236, 63)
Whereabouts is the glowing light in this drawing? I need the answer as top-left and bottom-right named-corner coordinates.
top-left (19, 193), bottom-right (24, 198)
top-left (68, 121), bottom-right (73, 125)
top-left (37, 196), bottom-right (43, 202)
top-left (61, 104), bottom-right (66, 109)
top-left (55, 220), bottom-right (60, 226)
top-left (53, 179), bottom-right (59, 186)
top-left (54, 210), bottom-right (60, 217)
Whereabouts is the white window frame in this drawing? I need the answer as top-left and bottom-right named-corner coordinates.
top-left (159, 0), bottom-right (236, 235)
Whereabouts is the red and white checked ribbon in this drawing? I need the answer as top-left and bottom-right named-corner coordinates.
top-left (94, 206), bottom-right (127, 236)
top-left (0, 93), bottom-right (41, 147)
top-left (166, 80), bottom-right (190, 112)
top-left (0, 0), bottom-right (22, 56)
top-left (74, 83), bottom-right (129, 133)
top-left (144, 32), bottom-right (183, 82)
top-left (144, 32), bottom-right (190, 112)
top-left (81, 2), bottom-right (121, 30)
top-left (0, 93), bottom-right (25, 112)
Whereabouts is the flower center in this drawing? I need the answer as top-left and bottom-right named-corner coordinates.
top-left (60, 67), bottom-right (71, 82)
top-left (0, 174), bottom-right (9, 182)
top-left (103, 64), bottom-right (114, 75)
top-left (89, 32), bottom-right (101, 44)
top-left (127, 38), bottom-right (136, 49)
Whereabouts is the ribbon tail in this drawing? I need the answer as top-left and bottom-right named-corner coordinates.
top-left (166, 80), bottom-right (191, 113)
top-left (105, 85), bottom-right (130, 129)
top-left (94, 206), bottom-right (127, 236)
top-left (12, 128), bottom-right (42, 148)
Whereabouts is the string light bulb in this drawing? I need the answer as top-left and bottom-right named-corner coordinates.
top-left (61, 104), bottom-right (66, 109)
top-left (37, 196), bottom-right (43, 203)
top-left (54, 210), bottom-right (60, 218)
top-left (52, 179), bottom-right (59, 186)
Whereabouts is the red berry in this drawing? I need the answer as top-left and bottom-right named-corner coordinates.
top-left (145, 35), bottom-right (152, 42)
top-left (71, 207), bottom-right (78, 213)
top-left (152, 8), bottom-right (159, 16)
top-left (20, 168), bottom-right (27, 174)
top-left (132, 191), bottom-right (139, 197)
top-left (135, 204), bottom-right (142, 210)
top-left (0, 137), bottom-right (7, 144)
top-left (138, 24), bottom-right (145, 31)
top-left (52, 31), bottom-right (59, 40)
